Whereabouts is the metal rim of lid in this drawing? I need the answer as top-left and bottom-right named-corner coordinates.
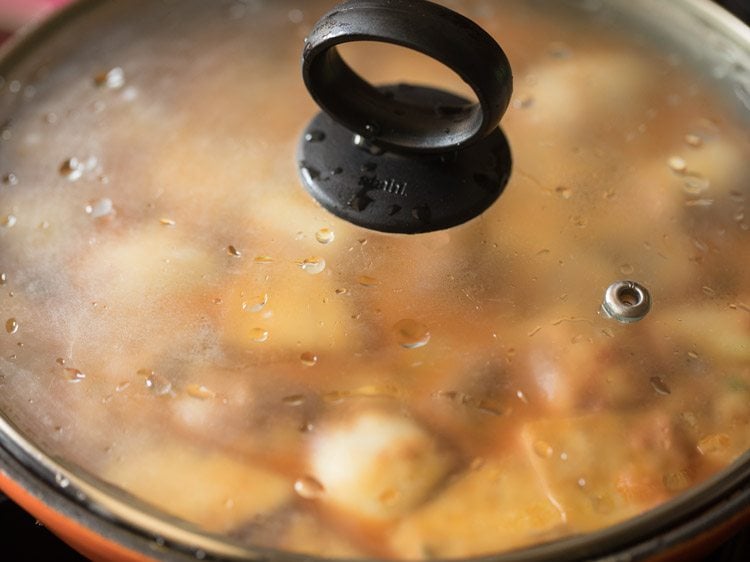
top-left (2, 409), bottom-right (750, 562)
top-left (0, 0), bottom-right (748, 561)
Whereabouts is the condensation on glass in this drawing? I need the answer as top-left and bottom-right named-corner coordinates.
top-left (0, 0), bottom-right (748, 559)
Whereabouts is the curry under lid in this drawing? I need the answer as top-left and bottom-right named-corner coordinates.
top-left (0, 0), bottom-right (748, 560)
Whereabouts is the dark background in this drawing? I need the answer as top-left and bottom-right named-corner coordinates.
top-left (1, 1), bottom-right (749, 560)
top-left (717, 0), bottom-right (750, 22)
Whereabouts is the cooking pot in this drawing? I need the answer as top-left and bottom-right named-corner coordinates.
top-left (0, 1), bottom-right (749, 561)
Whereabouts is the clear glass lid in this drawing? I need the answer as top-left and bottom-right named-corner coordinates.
top-left (0, 0), bottom-right (748, 559)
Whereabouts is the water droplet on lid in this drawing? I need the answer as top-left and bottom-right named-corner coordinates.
top-left (668, 156), bottom-right (687, 174)
top-left (0, 273), bottom-right (6, 285)
top-left (94, 67), bottom-right (125, 89)
top-left (250, 328), bottom-right (269, 343)
top-left (2, 215), bottom-right (16, 228)
top-left (548, 41), bottom-right (572, 59)
top-left (353, 135), bottom-right (384, 155)
top-left (555, 186), bottom-right (573, 199)
top-left (697, 433), bottom-right (730, 455)
top-left (685, 134), bottom-right (703, 147)
top-left (393, 319), bottom-right (431, 349)
top-left (683, 174), bottom-right (710, 194)
top-left (64, 368), bottom-right (86, 383)
top-left (59, 157), bottom-right (84, 181)
top-left (298, 257), bottom-right (326, 275)
top-left (294, 476), bottom-right (325, 499)
top-left (226, 245), bottom-right (241, 257)
top-left (55, 357), bottom-right (65, 366)
top-left (2, 173), bottom-right (17, 186)
top-left (283, 394), bottom-right (306, 406)
top-left (533, 440), bottom-right (553, 458)
top-left (5, 318), bottom-right (18, 334)
top-left (146, 373), bottom-right (172, 396)
top-left (288, 8), bottom-right (303, 23)
top-left (650, 376), bottom-right (671, 395)
top-left (687, 350), bottom-right (700, 360)
top-left (8, 80), bottom-right (21, 94)
top-left (619, 263), bottom-right (634, 275)
top-left (85, 197), bottom-right (114, 218)
top-left (84, 156), bottom-right (98, 171)
top-left (122, 87), bottom-right (137, 102)
top-left (55, 473), bottom-right (70, 488)
top-left (254, 255), bottom-right (274, 264)
top-left (412, 205), bottom-right (431, 223)
top-left (300, 351), bottom-right (318, 366)
top-left (364, 123), bottom-right (379, 138)
top-left (243, 293), bottom-right (268, 313)
top-left (512, 95), bottom-right (535, 109)
top-left (334, 288), bottom-right (348, 296)
top-left (186, 384), bottom-right (216, 400)
top-left (349, 193), bottom-right (373, 212)
top-left (115, 381), bottom-right (130, 392)
top-left (159, 218), bottom-right (176, 226)
top-left (685, 198), bottom-right (714, 207)
top-left (323, 390), bottom-right (350, 403)
top-left (702, 286), bottom-right (716, 297)
top-left (315, 228), bottom-right (335, 245)
top-left (305, 130), bottom-right (325, 143)
top-left (294, 420), bottom-right (314, 434)
top-left (357, 275), bottom-right (380, 287)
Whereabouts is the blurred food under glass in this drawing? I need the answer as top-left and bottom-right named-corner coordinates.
top-left (0, 0), bottom-right (748, 560)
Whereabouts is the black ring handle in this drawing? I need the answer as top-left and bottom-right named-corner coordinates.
top-left (302, 0), bottom-right (513, 153)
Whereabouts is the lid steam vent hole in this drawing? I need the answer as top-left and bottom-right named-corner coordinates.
top-left (602, 280), bottom-right (651, 324)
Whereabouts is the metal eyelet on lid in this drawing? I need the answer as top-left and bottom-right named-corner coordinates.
top-left (602, 280), bottom-right (651, 323)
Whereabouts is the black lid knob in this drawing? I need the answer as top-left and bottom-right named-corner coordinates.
top-left (298, 0), bottom-right (513, 234)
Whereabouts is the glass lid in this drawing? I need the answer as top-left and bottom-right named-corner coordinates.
top-left (0, 0), bottom-right (748, 559)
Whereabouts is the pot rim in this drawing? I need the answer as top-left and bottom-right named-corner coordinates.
top-left (3, 406), bottom-right (750, 562)
top-left (0, 0), bottom-right (749, 560)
